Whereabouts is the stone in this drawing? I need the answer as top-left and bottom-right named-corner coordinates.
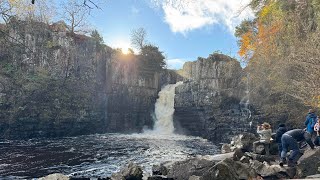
top-left (221, 143), bottom-right (231, 153)
top-left (111, 162), bottom-right (143, 180)
top-left (152, 164), bottom-right (168, 176)
top-left (296, 148), bottom-right (320, 178)
top-left (230, 133), bottom-right (257, 151)
top-left (167, 157), bottom-right (215, 180)
top-left (249, 160), bottom-right (295, 179)
top-left (39, 173), bottom-right (69, 180)
top-left (201, 158), bottom-right (256, 180)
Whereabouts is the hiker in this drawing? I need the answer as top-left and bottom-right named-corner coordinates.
top-left (280, 129), bottom-right (315, 167)
top-left (275, 124), bottom-right (287, 158)
top-left (253, 122), bottom-right (272, 156)
top-left (305, 109), bottom-right (317, 138)
top-left (313, 116), bottom-right (320, 146)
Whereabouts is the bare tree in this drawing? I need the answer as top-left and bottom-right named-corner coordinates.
top-left (61, 0), bottom-right (90, 34)
top-left (130, 27), bottom-right (147, 50)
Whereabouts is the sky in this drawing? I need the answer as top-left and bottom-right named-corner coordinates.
top-left (87, 0), bottom-right (254, 69)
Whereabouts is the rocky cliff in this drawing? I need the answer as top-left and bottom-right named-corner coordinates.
top-left (174, 53), bottom-right (254, 142)
top-left (0, 20), bottom-right (171, 139)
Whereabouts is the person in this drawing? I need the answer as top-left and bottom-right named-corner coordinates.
top-left (253, 122), bottom-right (272, 156)
top-left (313, 116), bottom-right (320, 145)
top-left (305, 109), bottom-right (317, 137)
top-left (280, 129), bottom-right (315, 167)
top-left (275, 124), bottom-right (287, 158)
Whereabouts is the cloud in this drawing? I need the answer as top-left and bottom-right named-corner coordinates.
top-left (166, 58), bottom-right (189, 69)
top-left (149, 0), bottom-right (254, 34)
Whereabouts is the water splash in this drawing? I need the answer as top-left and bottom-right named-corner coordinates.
top-left (146, 82), bottom-right (183, 134)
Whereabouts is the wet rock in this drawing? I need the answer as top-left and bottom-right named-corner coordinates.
top-left (152, 164), bottom-right (168, 176)
top-left (240, 156), bottom-right (251, 164)
top-left (111, 162), bottom-right (143, 180)
top-left (39, 173), bottom-right (69, 180)
top-left (221, 143), bottom-right (231, 153)
top-left (167, 157), bottom-right (215, 180)
top-left (297, 148), bottom-right (320, 178)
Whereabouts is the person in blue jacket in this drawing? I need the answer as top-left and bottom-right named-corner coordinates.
top-left (275, 124), bottom-right (287, 158)
top-left (280, 129), bottom-right (315, 167)
top-left (305, 109), bottom-right (317, 136)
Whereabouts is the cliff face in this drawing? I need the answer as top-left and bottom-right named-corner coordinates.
top-left (174, 54), bottom-right (253, 142)
top-left (0, 20), bottom-right (169, 139)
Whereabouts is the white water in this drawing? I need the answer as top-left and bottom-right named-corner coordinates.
top-left (145, 82), bottom-right (183, 134)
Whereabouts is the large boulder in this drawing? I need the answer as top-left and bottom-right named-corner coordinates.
top-left (297, 148), bottom-right (320, 178)
top-left (249, 160), bottom-right (295, 179)
top-left (201, 158), bottom-right (256, 180)
top-left (152, 164), bottom-right (168, 176)
top-left (39, 173), bottom-right (69, 180)
top-left (111, 162), bottom-right (143, 180)
top-left (167, 158), bottom-right (215, 180)
top-left (230, 133), bottom-right (257, 151)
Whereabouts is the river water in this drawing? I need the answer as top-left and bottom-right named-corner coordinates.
top-left (0, 133), bottom-right (218, 179)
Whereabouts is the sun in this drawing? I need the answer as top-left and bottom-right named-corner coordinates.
top-left (121, 48), bottom-right (130, 55)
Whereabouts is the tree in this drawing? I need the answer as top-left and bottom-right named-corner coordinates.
top-left (90, 29), bottom-right (104, 49)
top-left (61, 0), bottom-right (90, 34)
top-left (130, 27), bottom-right (147, 51)
top-left (139, 44), bottom-right (166, 72)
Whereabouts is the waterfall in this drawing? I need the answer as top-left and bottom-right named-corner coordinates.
top-left (151, 81), bottom-right (183, 134)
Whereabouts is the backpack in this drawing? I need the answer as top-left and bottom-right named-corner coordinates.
top-left (310, 116), bottom-right (317, 128)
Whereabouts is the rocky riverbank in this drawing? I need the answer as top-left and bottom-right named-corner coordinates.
top-left (38, 133), bottom-right (320, 180)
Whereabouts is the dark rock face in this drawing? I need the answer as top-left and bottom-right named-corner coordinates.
top-left (174, 53), bottom-right (253, 142)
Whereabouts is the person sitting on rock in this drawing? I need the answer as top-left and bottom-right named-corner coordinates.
top-left (253, 122), bottom-right (272, 156)
top-left (275, 124), bottom-right (287, 158)
top-left (280, 129), bottom-right (315, 167)
top-left (313, 117), bottom-right (320, 146)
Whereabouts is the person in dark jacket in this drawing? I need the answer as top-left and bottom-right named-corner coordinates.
top-left (305, 109), bottom-right (317, 135)
top-left (275, 124), bottom-right (287, 158)
top-left (280, 129), bottom-right (315, 167)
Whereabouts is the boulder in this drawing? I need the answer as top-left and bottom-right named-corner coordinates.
top-left (296, 148), bottom-right (320, 178)
top-left (230, 133), bottom-right (257, 152)
top-left (167, 157), bottom-right (215, 180)
top-left (249, 160), bottom-right (295, 179)
top-left (111, 162), bottom-right (143, 180)
top-left (201, 158), bottom-right (256, 180)
top-left (152, 164), bottom-right (168, 176)
top-left (244, 152), bottom-right (275, 163)
top-left (221, 143), bottom-right (231, 153)
top-left (39, 173), bottom-right (69, 180)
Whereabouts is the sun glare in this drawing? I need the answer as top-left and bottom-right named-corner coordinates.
top-left (122, 48), bottom-right (129, 55)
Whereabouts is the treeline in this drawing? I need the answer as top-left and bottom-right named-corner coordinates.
top-left (236, 0), bottom-right (320, 125)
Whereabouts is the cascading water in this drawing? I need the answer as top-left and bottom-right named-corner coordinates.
top-left (152, 81), bottom-right (183, 134)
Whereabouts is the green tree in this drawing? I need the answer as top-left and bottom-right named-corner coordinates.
top-left (139, 44), bottom-right (166, 72)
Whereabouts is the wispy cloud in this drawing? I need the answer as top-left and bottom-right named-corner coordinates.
top-left (149, 0), bottom-right (254, 35)
top-left (167, 58), bottom-right (189, 69)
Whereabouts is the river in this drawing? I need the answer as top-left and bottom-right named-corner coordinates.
top-left (0, 133), bottom-right (218, 179)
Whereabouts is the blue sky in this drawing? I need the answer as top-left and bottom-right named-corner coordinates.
top-left (87, 0), bottom-right (254, 69)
